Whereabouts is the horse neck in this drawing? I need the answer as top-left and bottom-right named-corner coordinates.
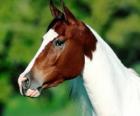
top-left (70, 26), bottom-right (140, 116)
top-left (82, 26), bottom-right (140, 116)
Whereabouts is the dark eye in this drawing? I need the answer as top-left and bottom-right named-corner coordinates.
top-left (53, 39), bottom-right (65, 47)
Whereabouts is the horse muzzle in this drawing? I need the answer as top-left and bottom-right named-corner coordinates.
top-left (18, 73), bottom-right (41, 97)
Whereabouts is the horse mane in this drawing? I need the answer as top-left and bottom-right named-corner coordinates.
top-left (87, 24), bottom-right (140, 78)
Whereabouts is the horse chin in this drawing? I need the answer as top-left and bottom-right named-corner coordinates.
top-left (25, 89), bottom-right (41, 98)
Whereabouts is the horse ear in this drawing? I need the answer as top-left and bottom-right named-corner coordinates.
top-left (61, 0), bottom-right (77, 24)
top-left (49, 0), bottom-right (63, 17)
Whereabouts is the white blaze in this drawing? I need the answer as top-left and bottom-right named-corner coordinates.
top-left (18, 29), bottom-right (58, 95)
top-left (20, 29), bottom-right (58, 77)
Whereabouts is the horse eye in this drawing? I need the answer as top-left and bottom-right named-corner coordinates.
top-left (54, 39), bottom-right (64, 47)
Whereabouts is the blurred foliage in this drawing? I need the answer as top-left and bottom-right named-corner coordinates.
top-left (0, 73), bottom-right (12, 104)
top-left (0, 0), bottom-right (139, 116)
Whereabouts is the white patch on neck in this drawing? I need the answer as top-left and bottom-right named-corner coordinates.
top-left (19, 29), bottom-right (58, 78)
top-left (83, 25), bottom-right (140, 116)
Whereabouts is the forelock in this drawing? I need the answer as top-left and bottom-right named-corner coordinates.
top-left (47, 14), bottom-right (65, 31)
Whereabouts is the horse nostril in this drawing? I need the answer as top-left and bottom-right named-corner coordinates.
top-left (22, 78), bottom-right (31, 90)
top-left (22, 72), bottom-right (32, 89)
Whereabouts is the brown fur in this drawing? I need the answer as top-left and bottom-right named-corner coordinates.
top-left (29, 1), bottom-right (97, 89)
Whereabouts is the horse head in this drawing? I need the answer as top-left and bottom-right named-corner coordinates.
top-left (18, 0), bottom-right (96, 97)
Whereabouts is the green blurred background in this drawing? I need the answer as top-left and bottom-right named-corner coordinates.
top-left (0, 0), bottom-right (140, 116)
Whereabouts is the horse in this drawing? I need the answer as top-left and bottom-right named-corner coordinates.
top-left (18, 0), bottom-right (140, 116)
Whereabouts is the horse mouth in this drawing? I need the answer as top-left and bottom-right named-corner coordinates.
top-left (24, 88), bottom-right (41, 97)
